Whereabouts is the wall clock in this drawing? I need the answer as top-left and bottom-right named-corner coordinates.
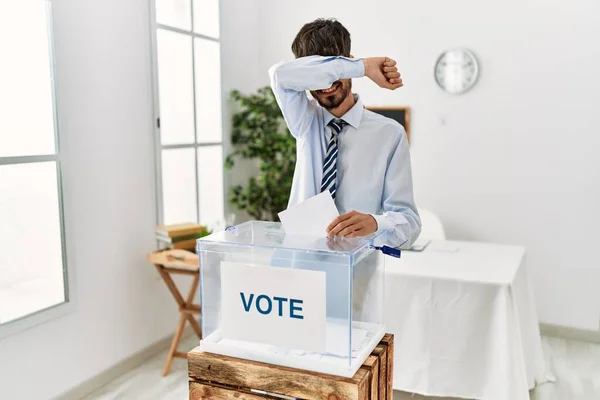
top-left (434, 48), bottom-right (479, 94)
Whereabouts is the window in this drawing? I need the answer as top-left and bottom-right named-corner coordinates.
top-left (0, 1), bottom-right (69, 328)
top-left (151, 0), bottom-right (225, 228)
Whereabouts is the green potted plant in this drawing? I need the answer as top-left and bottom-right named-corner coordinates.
top-left (225, 86), bottom-right (296, 221)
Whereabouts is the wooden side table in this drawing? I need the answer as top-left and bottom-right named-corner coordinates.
top-left (188, 334), bottom-right (395, 399)
top-left (148, 249), bottom-right (202, 376)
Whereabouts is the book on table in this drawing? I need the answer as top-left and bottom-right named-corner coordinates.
top-left (155, 222), bottom-right (210, 251)
top-left (155, 222), bottom-right (205, 238)
top-left (156, 231), bottom-right (206, 244)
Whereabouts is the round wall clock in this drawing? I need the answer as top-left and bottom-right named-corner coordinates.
top-left (434, 49), bottom-right (479, 94)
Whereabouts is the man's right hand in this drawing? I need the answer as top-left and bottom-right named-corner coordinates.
top-left (363, 57), bottom-right (403, 90)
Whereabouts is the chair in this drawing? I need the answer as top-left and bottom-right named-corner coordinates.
top-left (417, 208), bottom-right (446, 240)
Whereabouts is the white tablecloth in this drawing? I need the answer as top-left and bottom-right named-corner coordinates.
top-left (384, 240), bottom-right (553, 399)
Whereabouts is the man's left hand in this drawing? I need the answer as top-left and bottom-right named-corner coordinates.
top-left (327, 210), bottom-right (378, 238)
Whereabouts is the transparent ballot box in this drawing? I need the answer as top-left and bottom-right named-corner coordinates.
top-left (197, 220), bottom-right (390, 377)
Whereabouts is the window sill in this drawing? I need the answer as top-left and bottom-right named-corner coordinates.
top-left (0, 300), bottom-right (76, 340)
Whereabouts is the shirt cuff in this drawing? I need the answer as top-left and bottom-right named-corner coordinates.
top-left (370, 213), bottom-right (394, 235)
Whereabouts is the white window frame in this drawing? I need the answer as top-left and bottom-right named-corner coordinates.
top-left (149, 0), bottom-right (227, 228)
top-left (0, 0), bottom-right (75, 339)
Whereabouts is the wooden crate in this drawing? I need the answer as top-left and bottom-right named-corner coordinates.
top-left (188, 333), bottom-right (394, 400)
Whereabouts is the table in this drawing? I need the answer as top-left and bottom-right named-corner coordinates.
top-left (147, 249), bottom-right (202, 376)
top-left (188, 334), bottom-right (395, 400)
top-left (384, 240), bottom-right (553, 399)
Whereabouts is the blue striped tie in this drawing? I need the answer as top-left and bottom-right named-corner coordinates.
top-left (321, 119), bottom-right (347, 199)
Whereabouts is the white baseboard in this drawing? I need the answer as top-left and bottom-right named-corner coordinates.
top-left (54, 327), bottom-right (193, 400)
top-left (540, 323), bottom-right (600, 344)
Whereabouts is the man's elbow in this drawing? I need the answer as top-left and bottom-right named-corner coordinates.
top-left (268, 63), bottom-right (278, 79)
top-left (268, 61), bottom-right (287, 83)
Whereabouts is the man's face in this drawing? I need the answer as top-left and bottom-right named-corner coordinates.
top-left (310, 78), bottom-right (352, 110)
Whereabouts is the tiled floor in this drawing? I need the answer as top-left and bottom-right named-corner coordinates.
top-left (80, 335), bottom-right (600, 400)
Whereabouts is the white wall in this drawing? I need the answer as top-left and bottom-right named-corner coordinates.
top-left (0, 0), bottom-right (177, 398)
top-left (220, 0), bottom-right (262, 223)
top-left (254, 0), bottom-right (600, 330)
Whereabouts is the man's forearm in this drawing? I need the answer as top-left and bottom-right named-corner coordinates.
top-left (269, 55), bottom-right (403, 93)
top-left (269, 55), bottom-right (365, 92)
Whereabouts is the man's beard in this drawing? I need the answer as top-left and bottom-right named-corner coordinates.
top-left (312, 80), bottom-right (352, 110)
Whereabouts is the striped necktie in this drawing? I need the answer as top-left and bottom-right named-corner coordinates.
top-left (321, 119), bottom-right (347, 199)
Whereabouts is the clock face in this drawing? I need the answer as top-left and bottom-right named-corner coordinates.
top-left (434, 49), bottom-right (479, 94)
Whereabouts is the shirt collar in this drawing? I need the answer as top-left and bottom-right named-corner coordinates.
top-left (323, 94), bottom-right (364, 130)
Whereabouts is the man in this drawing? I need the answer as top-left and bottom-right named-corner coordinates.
top-left (269, 18), bottom-right (421, 248)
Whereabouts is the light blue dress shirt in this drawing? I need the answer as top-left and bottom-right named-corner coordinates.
top-left (269, 55), bottom-right (421, 247)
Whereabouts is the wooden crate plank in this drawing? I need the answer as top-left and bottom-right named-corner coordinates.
top-left (360, 355), bottom-right (379, 399)
top-left (188, 350), bottom-right (369, 400)
top-left (357, 369), bottom-right (371, 400)
top-left (188, 335), bottom-right (395, 400)
top-left (189, 381), bottom-right (279, 399)
top-left (372, 345), bottom-right (388, 399)
top-left (381, 334), bottom-right (395, 399)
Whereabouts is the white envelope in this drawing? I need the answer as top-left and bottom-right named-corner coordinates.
top-left (278, 191), bottom-right (339, 237)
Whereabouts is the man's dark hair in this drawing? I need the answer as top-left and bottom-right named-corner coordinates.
top-left (291, 18), bottom-right (351, 58)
